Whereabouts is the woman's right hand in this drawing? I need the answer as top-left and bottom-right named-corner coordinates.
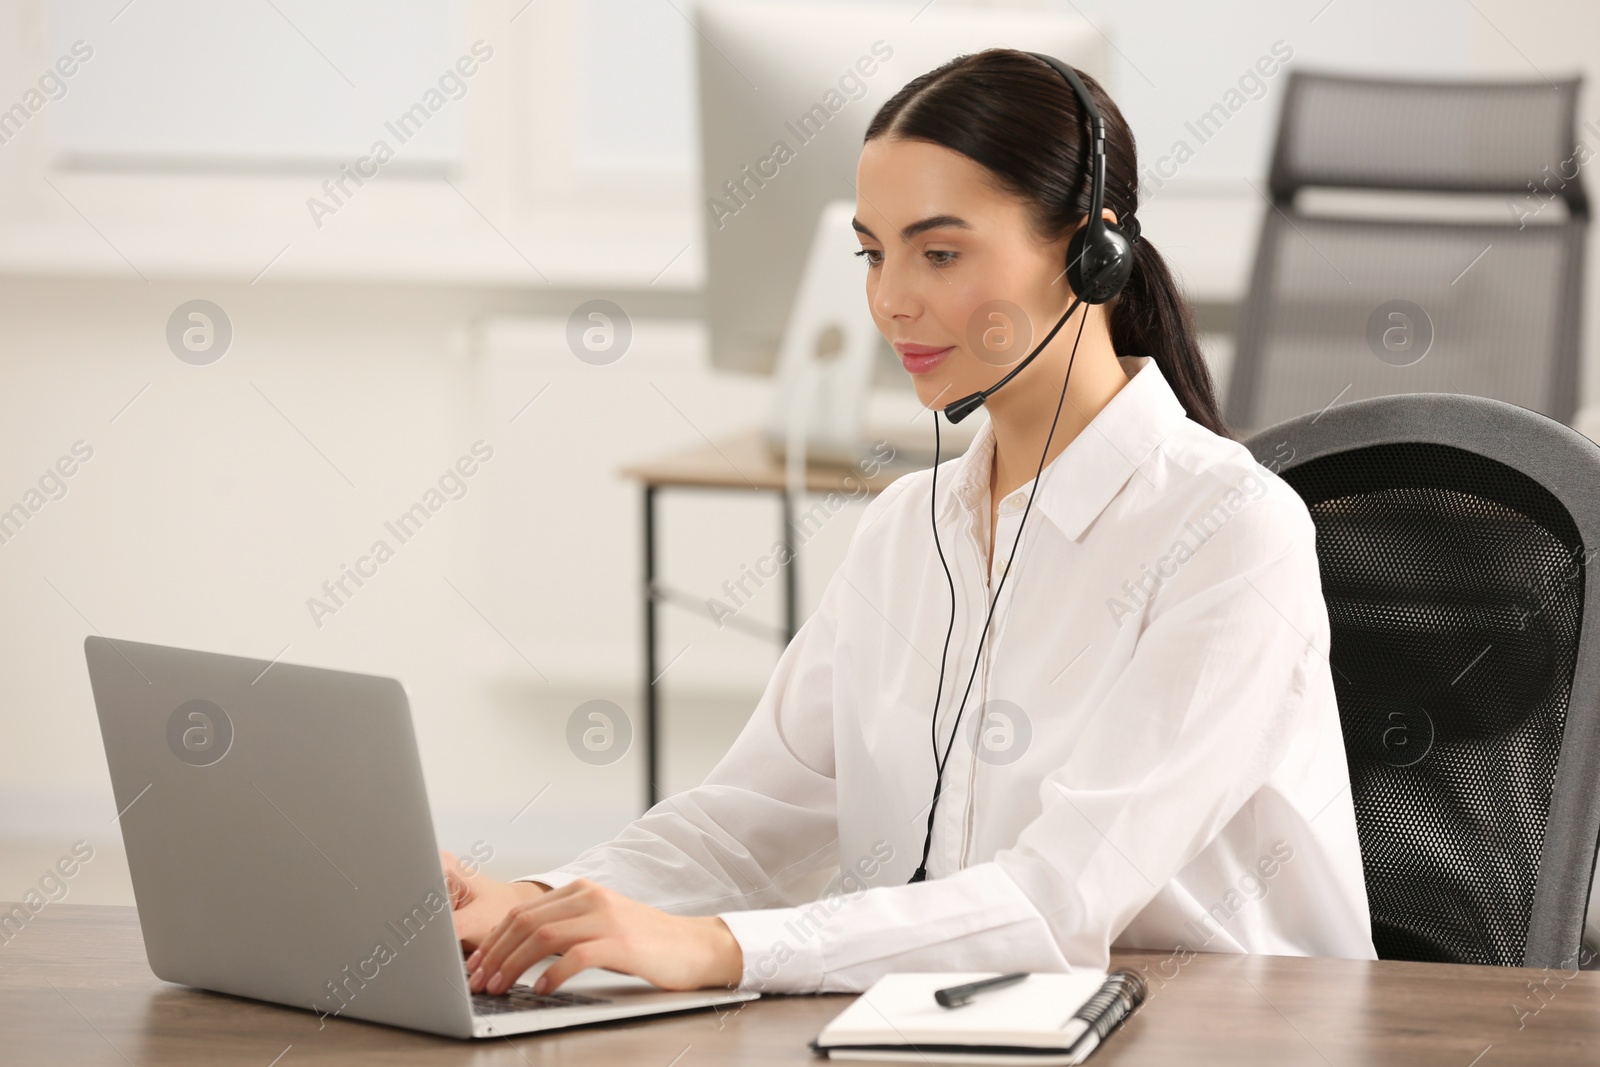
top-left (441, 850), bottom-right (548, 953)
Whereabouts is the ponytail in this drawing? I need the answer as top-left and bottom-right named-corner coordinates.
top-left (1110, 233), bottom-right (1229, 437)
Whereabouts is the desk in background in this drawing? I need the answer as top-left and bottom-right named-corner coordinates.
top-left (619, 430), bottom-right (910, 805)
top-left (7, 904), bottom-right (1600, 1065)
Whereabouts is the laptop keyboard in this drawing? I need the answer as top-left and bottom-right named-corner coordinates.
top-left (471, 983), bottom-right (613, 1015)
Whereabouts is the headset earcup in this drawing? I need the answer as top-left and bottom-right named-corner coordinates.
top-left (1065, 224), bottom-right (1135, 305)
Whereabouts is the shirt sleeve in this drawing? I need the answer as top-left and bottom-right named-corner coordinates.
top-left (715, 488), bottom-right (1333, 993)
top-left (517, 479), bottom-right (914, 915)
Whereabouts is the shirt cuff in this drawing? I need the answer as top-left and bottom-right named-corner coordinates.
top-left (515, 870), bottom-right (581, 891)
top-left (716, 905), bottom-right (826, 994)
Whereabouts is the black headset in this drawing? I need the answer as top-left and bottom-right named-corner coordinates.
top-left (909, 53), bottom-right (1141, 884)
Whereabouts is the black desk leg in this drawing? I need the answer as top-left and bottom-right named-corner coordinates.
top-left (780, 490), bottom-right (798, 644)
top-left (642, 483), bottom-right (659, 811)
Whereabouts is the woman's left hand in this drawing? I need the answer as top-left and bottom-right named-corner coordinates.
top-left (465, 877), bottom-right (744, 995)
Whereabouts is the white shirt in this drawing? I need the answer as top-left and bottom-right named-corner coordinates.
top-left (525, 355), bottom-right (1376, 993)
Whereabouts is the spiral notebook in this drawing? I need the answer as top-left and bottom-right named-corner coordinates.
top-left (809, 970), bottom-right (1147, 1065)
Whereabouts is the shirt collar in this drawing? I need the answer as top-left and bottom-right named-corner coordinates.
top-left (938, 355), bottom-right (1190, 541)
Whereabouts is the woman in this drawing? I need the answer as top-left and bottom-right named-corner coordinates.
top-left (447, 48), bottom-right (1375, 998)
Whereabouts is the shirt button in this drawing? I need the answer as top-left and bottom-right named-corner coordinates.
top-left (1003, 492), bottom-right (1025, 512)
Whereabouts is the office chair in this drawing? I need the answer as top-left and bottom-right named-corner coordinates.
top-left (1227, 71), bottom-right (1589, 437)
top-left (1245, 393), bottom-right (1600, 969)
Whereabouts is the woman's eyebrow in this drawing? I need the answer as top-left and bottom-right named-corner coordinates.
top-left (852, 214), bottom-right (972, 241)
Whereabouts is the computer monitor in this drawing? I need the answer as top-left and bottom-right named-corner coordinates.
top-left (694, 1), bottom-right (1107, 381)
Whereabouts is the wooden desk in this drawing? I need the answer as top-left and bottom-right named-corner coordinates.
top-left (619, 430), bottom-right (912, 804)
top-left (8, 904), bottom-right (1600, 1065)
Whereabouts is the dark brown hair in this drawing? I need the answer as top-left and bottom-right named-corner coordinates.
top-left (863, 49), bottom-right (1228, 438)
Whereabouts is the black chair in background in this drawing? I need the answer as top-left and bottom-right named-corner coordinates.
top-left (1246, 393), bottom-right (1600, 969)
top-left (1227, 71), bottom-right (1589, 438)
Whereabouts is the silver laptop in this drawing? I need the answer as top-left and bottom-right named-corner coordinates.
top-left (83, 636), bottom-right (758, 1039)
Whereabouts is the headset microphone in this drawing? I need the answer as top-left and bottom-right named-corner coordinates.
top-left (910, 52), bottom-right (1140, 885)
top-left (940, 295), bottom-right (1085, 425)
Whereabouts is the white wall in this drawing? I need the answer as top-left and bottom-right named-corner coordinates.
top-left (0, 276), bottom-right (868, 895)
top-left (1470, 0), bottom-right (1600, 413)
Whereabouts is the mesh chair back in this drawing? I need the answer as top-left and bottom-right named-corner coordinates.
top-left (1268, 72), bottom-right (1590, 205)
top-left (1228, 72), bottom-right (1589, 436)
top-left (1246, 393), bottom-right (1600, 968)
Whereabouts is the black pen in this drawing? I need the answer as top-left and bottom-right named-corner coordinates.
top-left (933, 972), bottom-right (1029, 1008)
